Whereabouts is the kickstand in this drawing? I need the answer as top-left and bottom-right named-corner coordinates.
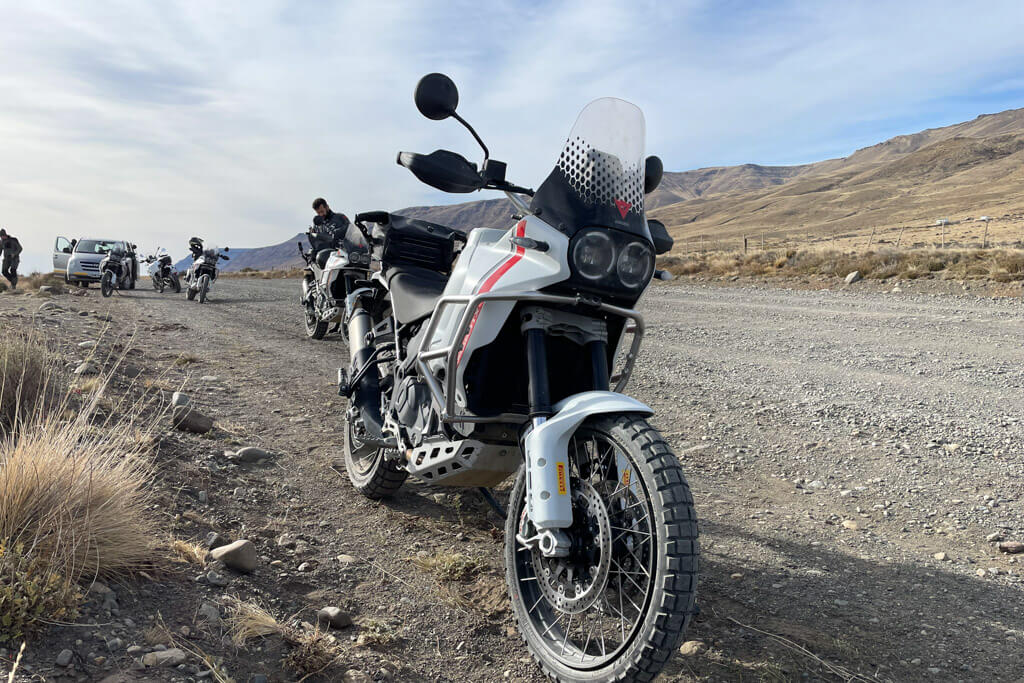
top-left (478, 487), bottom-right (506, 519)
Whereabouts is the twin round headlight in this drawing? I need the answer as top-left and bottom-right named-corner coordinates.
top-left (571, 228), bottom-right (654, 291)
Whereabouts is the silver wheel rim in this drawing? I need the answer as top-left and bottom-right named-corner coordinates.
top-left (512, 428), bottom-right (656, 669)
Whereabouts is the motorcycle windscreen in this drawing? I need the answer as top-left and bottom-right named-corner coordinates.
top-left (529, 97), bottom-right (650, 241)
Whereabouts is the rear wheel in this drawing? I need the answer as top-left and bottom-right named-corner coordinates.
top-left (504, 414), bottom-right (698, 682)
top-left (197, 274), bottom-right (210, 303)
top-left (100, 271), bottom-right (114, 298)
top-left (171, 273), bottom-right (182, 293)
top-left (343, 419), bottom-right (406, 499)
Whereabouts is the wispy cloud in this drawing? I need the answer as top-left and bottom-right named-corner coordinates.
top-left (2, 0), bottom-right (1023, 270)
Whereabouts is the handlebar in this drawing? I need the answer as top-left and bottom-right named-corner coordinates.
top-left (220, 254), bottom-right (230, 260)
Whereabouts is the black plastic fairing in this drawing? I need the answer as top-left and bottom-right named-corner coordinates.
top-left (529, 163), bottom-right (653, 243)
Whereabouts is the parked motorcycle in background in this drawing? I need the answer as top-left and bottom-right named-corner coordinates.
top-left (338, 74), bottom-right (694, 682)
top-left (186, 246), bottom-right (229, 303)
top-left (298, 229), bottom-right (371, 339)
top-left (99, 244), bottom-right (134, 298)
top-left (143, 249), bottom-right (181, 293)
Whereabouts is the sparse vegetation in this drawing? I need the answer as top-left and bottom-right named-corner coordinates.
top-left (0, 328), bottom-right (65, 434)
top-left (0, 541), bottom-right (83, 644)
top-left (412, 552), bottom-right (487, 582)
top-left (659, 247), bottom-right (1024, 283)
top-left (171, 539), bottom-right (208, 567)
top-left (173, 353), bottom-right (201, 367)
top-left (226, 599), bottom-right (343, 675)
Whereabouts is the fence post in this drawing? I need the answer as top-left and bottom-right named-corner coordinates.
top-left (896, 226), bottom-right (905, 248)
top-left (744, 236), bottom-right (748, 254)
top-left (761, 232), bottom-right (765, 251)
top-left (983, 220), bottom-right (989, 248)
top-left (866, 226), bottom-right (876, 249)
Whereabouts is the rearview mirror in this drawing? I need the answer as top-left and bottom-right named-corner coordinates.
top-left (647, 219), bottom-right (673, 255)
top-left (224, 247), bottom-right (230, 252)
top-left (644, 156), bottom-right (663, 194)
top-left (415, 73), bottom-right (459, 121)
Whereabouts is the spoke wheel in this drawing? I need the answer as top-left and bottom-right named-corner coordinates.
top-left (343, 419), bottom-right (406, 499)
top-left (305, 306), bottom-right (328, 339)
top-left (100, 271), bottom-right (114, 298)
top-left (505, 414), bottom-right (698, 682)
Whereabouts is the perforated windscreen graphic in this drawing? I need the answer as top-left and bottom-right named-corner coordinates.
top-left (557, 135), bottom-right (644, 217)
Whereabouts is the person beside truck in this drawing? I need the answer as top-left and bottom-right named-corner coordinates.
top-left (1, 228), bottom-right (22, 290)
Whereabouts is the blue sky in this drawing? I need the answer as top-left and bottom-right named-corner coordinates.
top-left (2, 0), bottom-right (1024, 272)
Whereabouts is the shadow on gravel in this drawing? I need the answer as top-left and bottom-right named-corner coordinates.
top-left (661, 518), bottom-right (1022, 682)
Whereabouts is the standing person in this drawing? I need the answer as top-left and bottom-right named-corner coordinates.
top-left (0, 228), bottom-right (22, 290)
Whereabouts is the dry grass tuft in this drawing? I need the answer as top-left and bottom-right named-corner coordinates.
top-left (171, 539), bottom-right (208, 567)
top-left (0, 328), bottom-right (66, 435)
top-left (226, 600), bottom-right (343, 675)
top-left (173, 353), bottom-right (201, 367)
top-left (0, 416), bottom-right (157, 582)
top-left (226, 600), bottom-right (284, 647)
top-left (412, 552), bottom-right (487, 582)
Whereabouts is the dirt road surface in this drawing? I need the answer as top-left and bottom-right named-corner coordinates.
top-left (5, 278), bottom-right (1023, 682)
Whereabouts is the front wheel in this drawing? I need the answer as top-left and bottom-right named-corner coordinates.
top-left (504, 414), bottom-right (698, 682)
top-left (152, 276), bottom-right (163, 292)
top-left (171, 273), bottom-right (182, 294)
top-left (343, 419), bottom-right (406, 499)
top-left (100, 271), bottom-right (114, 298)
top-left (197, 274), bottom-right (210, 303)
top-left (304, 307), bottom-right (328, 339)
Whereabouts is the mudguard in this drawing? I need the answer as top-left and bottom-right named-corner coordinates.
top-left (522, 391), bottom-right (654, 529)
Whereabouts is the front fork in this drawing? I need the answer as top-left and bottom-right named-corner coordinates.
top-left (519, 327), bottom-right (610, 557)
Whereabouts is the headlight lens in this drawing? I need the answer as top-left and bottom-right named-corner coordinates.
top-left (572, 231), bottom-right (615, 280)
top-left (616, 241), bottom-right (654, 288)
top-left (569, 228), bottom-right (655, 294)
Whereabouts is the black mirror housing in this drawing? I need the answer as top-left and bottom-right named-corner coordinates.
top-left (644, 156), bottom-right (664, 194)
top-left (415, 73), bottom-right (459, 121)
top-left (647, 219), bottom-right (673, 255)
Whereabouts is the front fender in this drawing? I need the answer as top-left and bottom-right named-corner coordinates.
top-left (523, 391), bottom-right (653, 529)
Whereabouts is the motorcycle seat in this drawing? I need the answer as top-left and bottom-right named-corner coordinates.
top-left (386, 266), bottom-right (449, 324)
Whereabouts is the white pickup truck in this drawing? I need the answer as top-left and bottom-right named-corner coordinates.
top-left (53, 236), bottom-right (139, 288)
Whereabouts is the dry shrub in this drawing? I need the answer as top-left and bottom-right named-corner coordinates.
top-left (412, 552), bottom-right (486, 582)
top-left (0, 541), bottom-right (83, 644)
top-left (171, 539), bottom-right (208, 567)
top-left (0, 328), bottom-right (65, 434)
top-left (0, 415), bottom-right (157, 583)
top-left (226, 600), bottom-right (343, 676)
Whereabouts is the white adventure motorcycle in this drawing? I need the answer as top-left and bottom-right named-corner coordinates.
top-left (186, 246), bottom-right (229, 303)
top-left (340, 74), bottom-right (695, 682)
top-left (143, 248), bottom-right (181, 294)
top-left (298, 230), bottom-right (371, 339)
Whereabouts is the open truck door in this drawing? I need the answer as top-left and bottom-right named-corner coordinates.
top-left (53, 236), bottom-right (73, 275)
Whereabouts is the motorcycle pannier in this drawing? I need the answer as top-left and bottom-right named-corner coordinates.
top-left (380, 214), bottom-right (463, 273)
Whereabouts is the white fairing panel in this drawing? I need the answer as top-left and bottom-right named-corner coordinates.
top-left (422, 214), bottom-right (571, 413)
top-left (322, 250), bottom-right (349, 290)
top-left (523, 391), bottom-right (653, 528)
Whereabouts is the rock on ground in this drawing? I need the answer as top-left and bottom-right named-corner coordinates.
top-left (209, 539), bottom-right (258, 572)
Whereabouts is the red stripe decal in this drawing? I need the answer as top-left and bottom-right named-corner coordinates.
top-left (457, 220), bottom-right (527, 363)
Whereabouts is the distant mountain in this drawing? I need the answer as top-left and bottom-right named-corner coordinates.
top-left (208, 107), bottom-right (1024, 268)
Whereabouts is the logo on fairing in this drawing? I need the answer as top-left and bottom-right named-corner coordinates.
top-left (556, 463), bottom-right (567, 495)
top-left (614, 199), bottom-right (632, 219)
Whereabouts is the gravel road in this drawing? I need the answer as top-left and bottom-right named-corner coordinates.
top-left (6, 278), bottom-right (1023, 682)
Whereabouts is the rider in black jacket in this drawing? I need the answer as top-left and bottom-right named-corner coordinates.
top-left (308, 198), bottom-right (366, 268)
top-left (0, 228), bottom-right (22, 289)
